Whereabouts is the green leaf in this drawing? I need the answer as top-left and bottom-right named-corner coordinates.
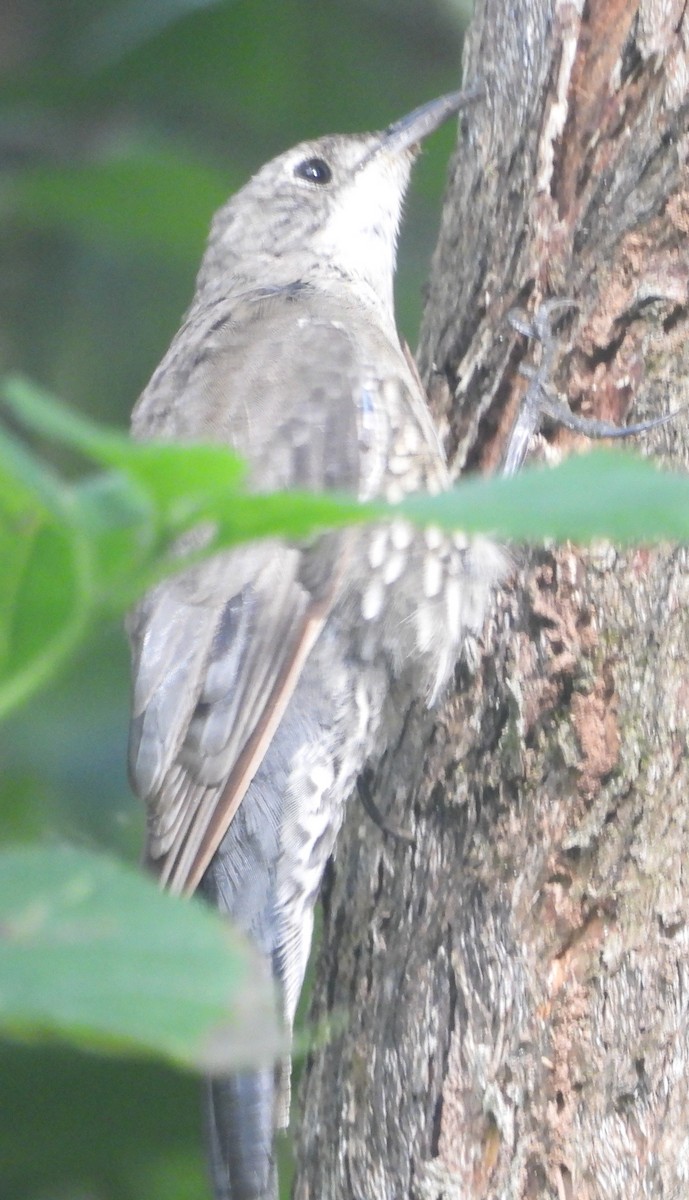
top-left (1, 377), bottom-right (378, 593)
top-left (210, 488), bottom-right (380, 543)
top-left (401, 450), bottom-right (689, 543)
top-left (0, 429), bottom-right (92, 719)
top-left (0, 844), bottom-right (281, 1074)
top-left (3, 377), bottom-right (689, 721)
top-left (2, 374), bottom-right (246, 532)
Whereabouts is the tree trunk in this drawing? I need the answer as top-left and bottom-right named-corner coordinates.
top-left (295, 2), bottom-right (689, 1197)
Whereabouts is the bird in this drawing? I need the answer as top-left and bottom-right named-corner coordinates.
top-left (126, 89), bottom-right (503, 1200)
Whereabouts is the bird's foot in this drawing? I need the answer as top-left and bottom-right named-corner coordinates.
top-left (503, 298), bottom-right (677, 475)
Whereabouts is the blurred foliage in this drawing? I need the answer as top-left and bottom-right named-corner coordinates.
top-left (0, 844), bottom-right (281, 1070)
top-left (1, 3), bottom-right (473, 1196)
top-left (0, 375), bottom-right (371, 716)
top-left (5, 377), bottom-right (688, 723)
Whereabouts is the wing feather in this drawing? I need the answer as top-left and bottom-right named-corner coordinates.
top-left (166, 593), bottom-right (330, 896)
top-left (129, 543), bottom-right (333, 894)
top-left (128, 287), bottom-right (363, 896)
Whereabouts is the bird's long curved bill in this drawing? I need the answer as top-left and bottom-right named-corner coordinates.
top-left (375, 84), bottom-right (483, 158)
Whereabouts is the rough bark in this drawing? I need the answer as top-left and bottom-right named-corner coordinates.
top-left (295, 3), bottom-right (689, 1198)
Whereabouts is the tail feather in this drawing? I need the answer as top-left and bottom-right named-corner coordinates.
top-left (205, 1070), bottom-right (277, 1200)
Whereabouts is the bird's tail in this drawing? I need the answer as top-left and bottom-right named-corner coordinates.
top-left (205, 1069), bottom-right (277, 1200)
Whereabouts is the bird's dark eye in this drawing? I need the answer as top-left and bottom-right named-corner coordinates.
top-left (294, 157), bottom-right (332, 185)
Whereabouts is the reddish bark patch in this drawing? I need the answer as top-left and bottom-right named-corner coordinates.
top-left (554, 0), bottom-right (640, 221)
top-left (571, 671), bottom-right (620, 797)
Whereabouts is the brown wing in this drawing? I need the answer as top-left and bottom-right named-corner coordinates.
top-left (127, 542), bottom-right (337, 895)
top-left (128, 287), bottom-right (363, 895)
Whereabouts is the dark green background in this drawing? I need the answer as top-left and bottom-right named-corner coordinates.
top-left (0, 2), bottom-right (470, 1195)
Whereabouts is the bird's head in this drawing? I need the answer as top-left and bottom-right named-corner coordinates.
top-left (196, 88), bottom-right (480, 326)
